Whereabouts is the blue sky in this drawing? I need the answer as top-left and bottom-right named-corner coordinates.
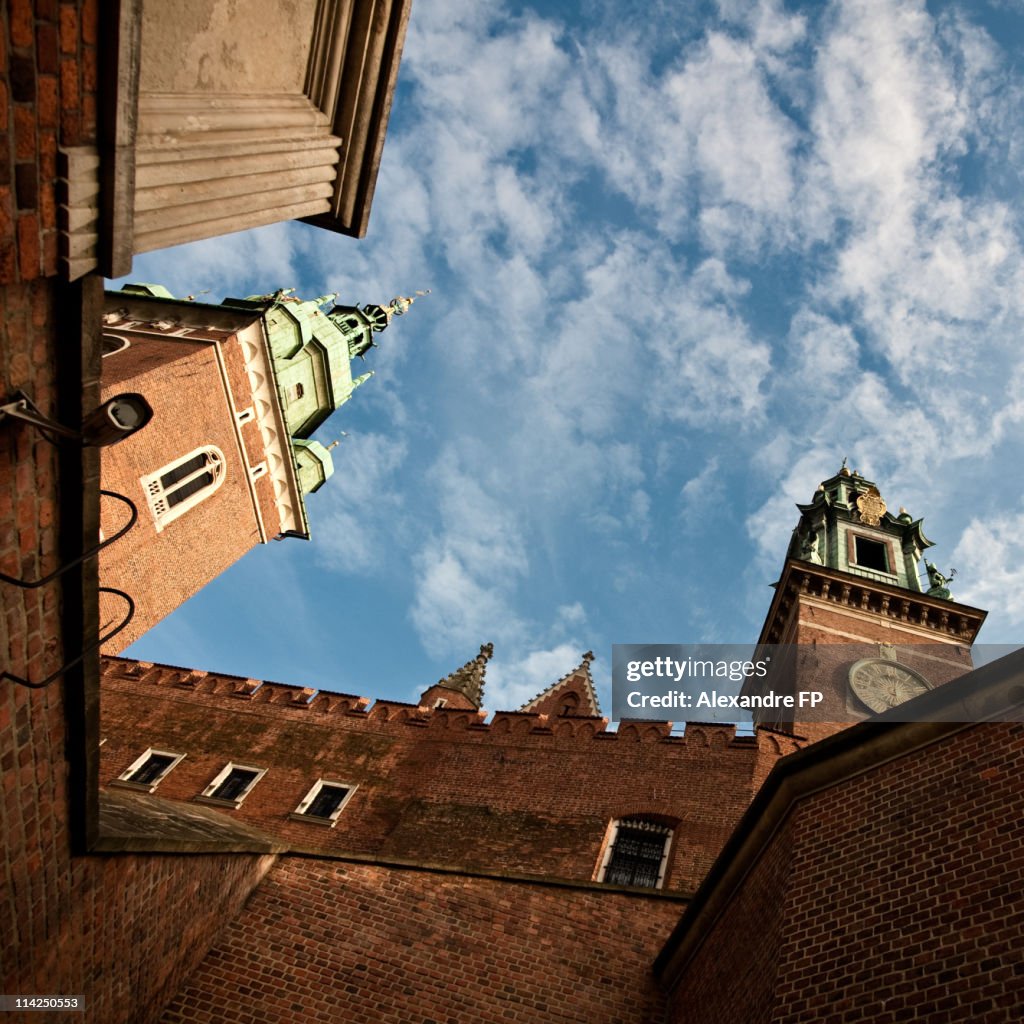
top-left (115, 0), bottom-right (1024, 714)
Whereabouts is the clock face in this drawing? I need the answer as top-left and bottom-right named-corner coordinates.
top-left (848, 659), bottom-right (930, 714)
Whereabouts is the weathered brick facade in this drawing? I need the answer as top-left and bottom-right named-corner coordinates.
top-left (99, 656), bottom-right (796, 894)
top-left (98, 329), bottom-right (270, 650)
top-left (159, 859), bottom-right (683, 1024)
top-left (0, 0), bottom-right (97, 283)
top-left (0, 276), bottom-right (276, 1024)
top-left (660, 719), bottom-right (1024, 1024)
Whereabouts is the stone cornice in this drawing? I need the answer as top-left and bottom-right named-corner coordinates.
top-left (758, 559), bottom-right (987, 647)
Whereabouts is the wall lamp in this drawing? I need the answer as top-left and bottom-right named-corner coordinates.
top-left (0, 390), bottom-right (153, 447)
top-left (0, 390), bottom-right (149, 688)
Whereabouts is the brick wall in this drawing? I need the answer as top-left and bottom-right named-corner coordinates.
top-left (99, 658), bottom-right (796, 893)
top-left (98, 335), bottom-right (263, 650)
top-left (1, 279), bottom-right (61, 685)
top-left (158, 858), bottom-right (683, 1024)
top-left (1, 0), bottom-right (97, 283)
top-left (1, 278), bottom-right (275, 1024)
top-left (759, 572), bottom-right (978, 744)
top-left (662, 721), bottom-right (1024, 1023)
top-left (665, 819), bottom-right (793, 1024)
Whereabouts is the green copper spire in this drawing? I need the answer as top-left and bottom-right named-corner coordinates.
top-left (113, 282), bottom-right (421, 542)
top-left (788, 465), bottom-right (940, 594)
top-left (222, 288), bottom-right (425, 442)
top-left (291, 439), bottom-right (335, 495)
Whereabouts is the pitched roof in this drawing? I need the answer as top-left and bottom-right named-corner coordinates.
top-left (518, 651), bottom-right (602, 717)
top-left (431, 642), bottom-right (493, 708)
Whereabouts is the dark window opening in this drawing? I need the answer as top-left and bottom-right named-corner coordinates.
top-left (854, 537), bottom-right (888, 572)
top-left (101, 334), bottom-right (129, 356)
top-left (305, 785), bottom-right (350, 819)
top-left (160, 453), bottom-right (207, 489)
top-left (128, 753), bottom-right (175, 785)
top-left (210, 768), bottom-right (259, 802)
top-left (559, 693), bottom-right (580, 717)
top-left (604, 822), bottom-right (671, 889)
top-left (166, 470), bottom-right (215, 507)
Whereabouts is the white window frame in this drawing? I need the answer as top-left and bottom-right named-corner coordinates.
top-left (195, 762), bottom-right (266, 808)
top-left (141, 445), bottom-right (226, 532)
top-left (111, 748), bottom-right (186, 793)
top-left (101, 333), bottom-right (131, 357)
top-left (595, 818), bottom-right (673, 890)
top-left (289, 779), bottom-right (357, 827)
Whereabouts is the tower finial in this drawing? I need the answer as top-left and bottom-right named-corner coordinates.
top-left (380, 289), bottom-right (430, 324)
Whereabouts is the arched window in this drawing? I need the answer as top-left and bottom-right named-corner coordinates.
top-left (141, 445), bottom-right (226, 531)
top-left (101, 333), bottom-right (130, 357)
top-left (596, 818), bottom-right (673, 889)
top-left (558, 693), bottom-right (580, 716)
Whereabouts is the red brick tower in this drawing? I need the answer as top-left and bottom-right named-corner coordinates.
top-left (744, 465), bottom-right (986, 741)
top-left (98, 284), bottom-right (415, 649)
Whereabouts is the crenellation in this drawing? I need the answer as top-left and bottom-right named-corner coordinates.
top-left (308, 692), bottom-right (368, 714)
top-left (230, 679), bottom-right (262, 699)
top-left (99, 657), bottom-right (779, 755)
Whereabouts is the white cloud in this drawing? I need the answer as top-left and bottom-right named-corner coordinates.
top-left (122, 221), bottom-right (303, 300)
top-left (485, 642), bottom-right (595, 712)
top-left (409, 451), bottom-right (529, 657)
top-left (680, 457), bottom-right (723, 530)
top-left (951, 511), bottom-right (1024, 633)
top-left (312, 433), bottom-right (409, 574)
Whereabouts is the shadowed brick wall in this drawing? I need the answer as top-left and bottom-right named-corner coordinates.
top-left (159, 858), bottom-right (682, 1024)
top-left (1, 0), bottom-right (97, 282)
top-left (663, 721), bottom-right (1024, 1024)
top-left (0, 288), bottom-right (276, 1023)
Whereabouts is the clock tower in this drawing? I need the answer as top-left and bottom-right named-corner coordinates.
top-left (746, 465), bottom-right (987, 742)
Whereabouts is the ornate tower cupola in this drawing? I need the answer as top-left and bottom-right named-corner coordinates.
top-left (787, 463), bottom-right (934, 592)
top-left (748, 464), bottom-right (987, 743)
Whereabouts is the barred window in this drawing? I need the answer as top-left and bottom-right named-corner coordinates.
top-left (141, 446), bottom-right (225, 530)
top-left (597, 818), bottom-right (673, 889)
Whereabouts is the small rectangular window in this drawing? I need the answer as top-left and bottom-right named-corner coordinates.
top-left (160, 453), bottom-right (208, 490)
top-left (111, 749), bottom-right (185, 793)
top-left (597, 819), bottom-right (673, 890)
top-left (211, 767), bottom-right (260, 802)
top-left (854, 537), bottom-right (889, 572)
top-left (196, 763), bottom-right (266, 807)
top-left (290, 780), bottom-right (356, 826)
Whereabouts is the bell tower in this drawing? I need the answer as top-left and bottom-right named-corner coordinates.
top-left (747, 465), bottom-right (987, 742)
top-left (98, 286), bottom-right (421, 651)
